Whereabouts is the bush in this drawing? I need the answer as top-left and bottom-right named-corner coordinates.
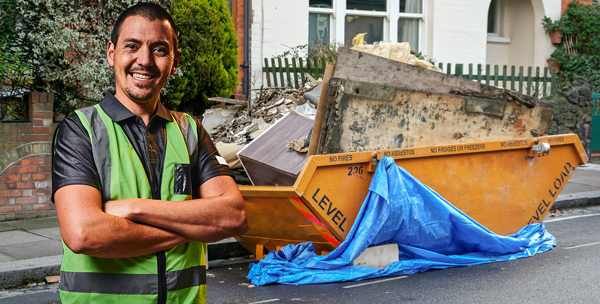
top-left (548, 2), bottom-right (600, 92)
top-left (1, 0), bottom-right (41, 120)
top-left (14, 0), bottom-right (238, 115)
top-left (15, 0), bottom-right (174, 114)
top-left (167, 0), bottom-right (238, 114)
top-left (274, 39), bottom-right (341, 66)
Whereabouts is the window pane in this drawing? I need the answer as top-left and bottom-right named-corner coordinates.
top-left (397, 18), bottom-right (419, 52)
top-left (345, 15), bottom-right (384, 44)
top-left (487, 0), bottom-right (497, 33)
top-left (309, 13), bottom-right (330, 47)
top-left (310, 0), bottom-right (333, 9)
top-left (400, 0), bottom-right (422, 14)
top-left (346, 0), bottom-right (386, 12)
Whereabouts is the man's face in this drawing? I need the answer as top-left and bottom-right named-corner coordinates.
top-left (107, 15), bottom-right (179, 106)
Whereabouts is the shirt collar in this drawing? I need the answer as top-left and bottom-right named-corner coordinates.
top-left (99, 90), bottom-right (173, 123)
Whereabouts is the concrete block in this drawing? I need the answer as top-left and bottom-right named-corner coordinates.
top-left (554, 190), bottom-right (600, 209)
top-left (0, 255), bottom-right (62, 289)
top-left (207, 237), bottom-right (250, 260)
top-left (351, 243), bottom-right (399, 269)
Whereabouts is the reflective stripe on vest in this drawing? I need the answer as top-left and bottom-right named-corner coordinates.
top-left (59, 105), bottom-right (206, 304)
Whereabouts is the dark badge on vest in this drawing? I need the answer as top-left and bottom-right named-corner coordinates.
top-left (174, 164), bottom-right (192, 195)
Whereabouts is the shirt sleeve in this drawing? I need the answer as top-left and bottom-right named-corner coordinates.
top-left (51, 114), bottom-right (101, 202)
top-left (191, 116), bottom-right (233, 197)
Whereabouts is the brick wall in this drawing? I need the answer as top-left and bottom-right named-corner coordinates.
top-left (0, 92), bottom-right (55, 221)
top-left (232, 0), bottom-right (250, 100)
top-left (561, 0), bottom-right (594, 14)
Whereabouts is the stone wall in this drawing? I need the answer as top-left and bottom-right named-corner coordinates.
top-left (0, 92), bottom-right (56, 221)
top-left (547, 79), bottom-right (593, 156)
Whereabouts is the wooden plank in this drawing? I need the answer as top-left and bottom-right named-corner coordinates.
top-left (299, 58), bottom-right (306, 87)
top-left (526, 66), bottom-right (532, 96)
top-left (477, 64), bottom-right (482, 83)
top-left (535, 67), bottom-right (540, 97)
top-left (271, 58), bottom-right (278, 87)
top-left (208, 97), bottom-right (248, 106)
top-left (511, 66), bottom-right (516, 91)
top-left (503, 65), bottom-right (507, 89)
top-left (468, 64), bottom-right (473, 81)
top-left (284, 58), bottom-right (292, 88)
top-left (494, 65), bottom-right (499, 87)
top-left (308, 62), bottom-right (335, 156)
top-left (455, 64), bottom-right (463, 77)
top-left (543, 67), bottom-right (548, 97)
top-left (446, 63), bottom-right (452, 75)
top-left (291, 58), bottom-right (300, 89)
top-left (518, 66), bottom-right (524, 94)
top-left (277, 57), bottom-right (285, 88)
top-left (332, 48), bottom-right (551, 107)
top-left (551, 68), bottom-right (556, 95)
top-left (485, 65), bottom-right (490, 86)
top-left (264, 58), bottom-right (272, 87)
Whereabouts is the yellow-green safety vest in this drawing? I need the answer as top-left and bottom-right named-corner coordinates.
top-left (58, 104), bottom-right (206, 304)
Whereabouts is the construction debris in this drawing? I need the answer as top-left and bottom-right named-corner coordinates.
top-left (286, 134), bottom-right (310, 153)
top-left (237, 113), bottom-right (314, 186)
top-left (206, 86), bottom-right (318, 144)
top-left (351, 33), bottom-right (442, 72)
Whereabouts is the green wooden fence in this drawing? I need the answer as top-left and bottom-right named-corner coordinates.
top-left (262, 57), bottom-right (330, 89)
top-left (263, 58), bottom-right (558, 98)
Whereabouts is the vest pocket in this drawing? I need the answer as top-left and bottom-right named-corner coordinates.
top-left (174, 164), bottom-right (192, 195)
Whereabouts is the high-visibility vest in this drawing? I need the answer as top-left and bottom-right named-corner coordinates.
top-left (58, 104), bottom-right (206, 304)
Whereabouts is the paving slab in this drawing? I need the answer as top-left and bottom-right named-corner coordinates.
top-left (0, 240), bottom-right (63, 260)
top-left (0, 224), bottom-right (19, 232)
top-left (1, 217), bottom-right (59, 231)
top-left (0, 231), bottom-right (48, 247)
top-left (0, 253), bottom-right (18, 263)
top-left (28, 228), bottom-right (61, 241)
top-left (561, 182), bottom-right (600, 194)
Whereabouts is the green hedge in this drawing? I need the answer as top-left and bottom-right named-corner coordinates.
top-left (548, 2), bottom-right (600, 92)
top-left (12, 0), bottom-right (238, 115)
top-left (166, 0), bottom-right (238, 113)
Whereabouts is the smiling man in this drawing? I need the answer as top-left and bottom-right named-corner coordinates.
top-left (51, 3), bottom-right (248, 304)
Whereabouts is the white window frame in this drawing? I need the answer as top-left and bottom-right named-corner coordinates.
top-left (308, 0), bottom-right (426, 52)
top-left (308, 3), bottom-right (335, 46)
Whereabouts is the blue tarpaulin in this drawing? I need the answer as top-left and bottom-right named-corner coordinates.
top-left (247, 157), bottom-right (556, 286)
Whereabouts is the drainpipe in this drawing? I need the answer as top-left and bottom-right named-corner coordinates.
top-left (241, 0), bottom-right (250, 99)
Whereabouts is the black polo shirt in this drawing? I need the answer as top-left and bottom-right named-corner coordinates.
top-left (52, 91), bottom-right (232, 201)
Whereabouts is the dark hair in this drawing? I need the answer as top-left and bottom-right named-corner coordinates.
top-left (111, 2), bottom-right (178, 51)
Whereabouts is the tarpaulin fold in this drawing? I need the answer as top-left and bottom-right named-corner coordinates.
top-left (248, 157), bottom-right (556, 285)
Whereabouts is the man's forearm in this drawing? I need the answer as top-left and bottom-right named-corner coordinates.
top-left (104, 176), bottom-right (248, 243)
top-left (70, 214), bottom-right (191, 258)
top-left (55, 185), bottom-right (191, 259)
top-left (108, 196), bottom-right (246, 243)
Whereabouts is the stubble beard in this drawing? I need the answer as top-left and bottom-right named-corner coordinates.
top-left (125, 84), bottom-right (156, 104)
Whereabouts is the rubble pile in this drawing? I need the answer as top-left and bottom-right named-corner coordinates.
top-left (208, 86), bottom-right (317, 144)
top-left (351, 33), bottom-right (442, 72)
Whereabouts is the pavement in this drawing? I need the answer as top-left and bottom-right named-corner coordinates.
top-left (2, 163), bottom-right (600, 289)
